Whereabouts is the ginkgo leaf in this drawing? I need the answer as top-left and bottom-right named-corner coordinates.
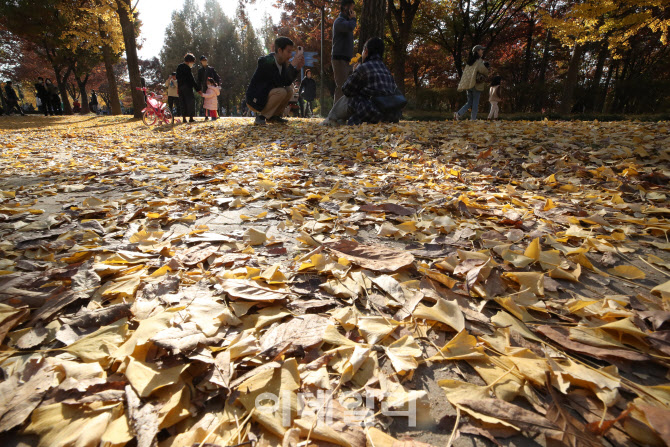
top-left (608, 265), bottom-right (646, 280)
top-left (413, 298), bottom-right (465, 331)
top-left (217, 278), bottom-right (291, 301)
top-left (385, 335), bottom-right (422, 374)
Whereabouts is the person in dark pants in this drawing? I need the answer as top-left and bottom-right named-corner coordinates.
top-left (332, 0), bottom-right (357, 103)
top-left (165, 72), bottom-right (179, 116)
top-left (90, 90), bottom-right (98, 114)
top-left (35, 77), bottom-right (50, 116)
top-left (197, 56), bottom-right (221, 120)
top-left (4, 81), bottom-right (25, 116)
top-left (176, 53), bottom-right (201, 123)
top-left (245, 36), bottom-right (305, 126)
top-left (45, 79), bottom-right (62, 115)
top-left (298, 69), bottom-right (317, 117)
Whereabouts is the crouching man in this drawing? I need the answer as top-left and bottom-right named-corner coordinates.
top-left (245, 36), bottom-right (305, 126)
top-left (323, 37), bottom-right (405, 126)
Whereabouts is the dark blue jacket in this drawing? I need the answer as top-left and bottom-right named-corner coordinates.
top-left (245, 54), bottom-right (299, 111)
top-left (331, 13), bottom-right (357, 61)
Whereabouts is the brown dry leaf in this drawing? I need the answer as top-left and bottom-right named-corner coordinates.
top-left (536, 325), bottom-right (649, 362)
top-left (0, 303), bottom-right (29, 344)
top-left (457, 398), bottom-right (563, 437)
top-left (0, 358), bottom-right (56, 432)
top-left (633, 403), bottom-right (670, 442)
top-left (259, 313), bottom-right (332, 356)
top-left (218, 278), bottom-right (291, 301)
top-left (324, 239), bottom-right (415, 272)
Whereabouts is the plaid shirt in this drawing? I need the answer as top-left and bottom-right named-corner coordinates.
top-left (342, 54), bottom-right (397, 125)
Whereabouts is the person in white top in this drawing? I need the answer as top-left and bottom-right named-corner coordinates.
top-left (488, 75), bottom-right (502, 120)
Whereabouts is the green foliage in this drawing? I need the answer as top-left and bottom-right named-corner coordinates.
top-left (159, 0), bottom-right (264, 113)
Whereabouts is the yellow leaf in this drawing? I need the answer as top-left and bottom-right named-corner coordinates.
top-left (414, 298), bottom-right (465, 331)
top-left (524, 238), bottom-right (541, 261)
top-left (608, 265), bottom-right (646, 280)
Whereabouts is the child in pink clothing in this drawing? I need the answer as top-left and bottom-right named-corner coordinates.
top-left (201, 78), bottom-right (221, 120)
top-left (488, 76), bottom-right (502, 120)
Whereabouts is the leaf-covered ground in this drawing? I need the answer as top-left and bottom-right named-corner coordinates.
top-left (0, 115), bottom-right (669, 447)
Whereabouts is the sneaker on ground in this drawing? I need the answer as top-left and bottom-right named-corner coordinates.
top-left (254, 115), bottom-right (267, 126)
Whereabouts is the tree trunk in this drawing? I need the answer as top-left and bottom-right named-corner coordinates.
top-left (76, 76), bottom-right (91, 114)
top-left (392, 44), bottom-right (406, 93)
top-left (600, 60), bottom-right (615, 113)
top-left (587, 42), bottom-right (607, 112)
top-left (386, 0), bottom-right (421, 94)
top-left (116, 0), bottom-right (144, 118)
top-left (99, 18), bottom-right (122, 116)
top-left (521, 14), bottom-right (534, 84)
top-left (358, 0), bottom-right (386, 53)
top-left (102, 44), bottom-right (122, 115)
top-left (559, 42), bottom-right (583, 114)
top-left (54, 66), bottom-right (73, 115)
top-left (412, 63), bottom-right (420, 108)
top-left (534, 30), bottom-right (552, 112)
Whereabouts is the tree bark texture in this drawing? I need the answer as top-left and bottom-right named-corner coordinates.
top-left (116, 0), bottom-right (144, 118)
top-left (358, 0), bottom-right (386, 53)
top-left (559, 42), bottom-right (583, 114)
top-left (99, 18), bottom-right (122, 115)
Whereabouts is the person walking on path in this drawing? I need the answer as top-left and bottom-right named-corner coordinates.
top-left (176, 53), bottom-right (201, 123)
top-left (45, 79), bottom-right (62, 115)
top-left (35, 77), bottom-right (50, 116)
top-left (245, 36), bottom-right (305, 126)
top-left (200, 78), bottom-right (221, 121)
top-left (165, 72), bottom-right (179, 116)
top-left (454, 45), bottom-right (490, 121)
top-left (197, 56), bottom-right (221, 119)
top-left (4, 81), bottom-right (25, 116)
top-left (90, 90), bottom-right (99, 114)
top-left (332, 0), bottom-right (357, 103)
top-left (299, 69), bottom-right (317, 117)
top-left (488, 76), bottom-right (502, 120)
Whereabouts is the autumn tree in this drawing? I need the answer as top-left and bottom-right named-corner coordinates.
top-left (115, 0), bottom-right (144, 118)
top-left (387, 0), bottom-right (421, 93)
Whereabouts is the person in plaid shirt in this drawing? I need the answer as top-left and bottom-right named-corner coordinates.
top-left (323, 37), bottom-right (399, 125)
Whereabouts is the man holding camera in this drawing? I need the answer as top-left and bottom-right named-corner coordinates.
top-left (245, 36), bottom-right (305, 126)
top-left (332, 0), bottom-right (357, 103)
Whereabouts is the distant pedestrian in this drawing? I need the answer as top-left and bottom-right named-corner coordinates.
top-left (454, 45), bottom-right (490, 121)
top-left (73, 98), bottom-right (81, 113)
top-left (35, 77), bottom-right (50, 116)
top-left (165, 72), bottom-right (179, 116)
top-left (90, 90), bottom-right (98, 114)
top-left (299, 69), bottom-right (317, 117)
top-left (196, 56), bottom-right (221, 93)
top-left (176, 53), bottom-right (201, 123)
top-left (4, 81), bottom-right (25, 116)
top-left (332, 0), bottom-right (357, 103)
top-left (200, 78), bottom-right (221, 121)
top-left (488, 76), bottom-right (502, 120)
top-left (45, 79), bottom-right (62, 115)
top-left (197, 56), bottom-right (221, 119)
